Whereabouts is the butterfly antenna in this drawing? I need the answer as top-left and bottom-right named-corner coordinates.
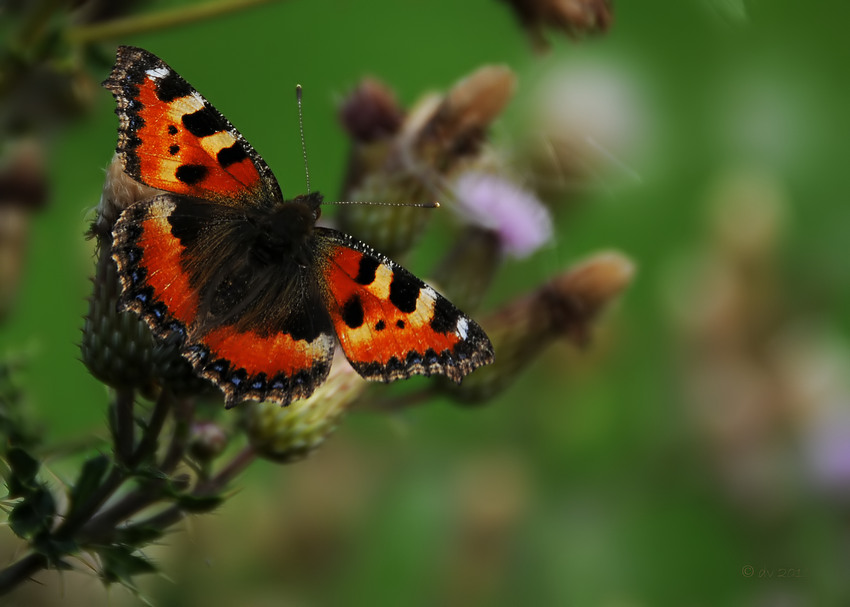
top-left (327, 200), bottom-right (440, 209)
top-left (296, 84), bottom-right (311, 194)
top-left (296, 85), bottom-right (437, 209)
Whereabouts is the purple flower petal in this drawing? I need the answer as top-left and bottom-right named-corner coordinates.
top-left (454, 171), bottom-right (552, 258)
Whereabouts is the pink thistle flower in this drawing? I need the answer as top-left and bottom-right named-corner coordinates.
top-left (453, 171), bottom-right (553, 259)
top-left (805, 405), bottom-right (850, 497)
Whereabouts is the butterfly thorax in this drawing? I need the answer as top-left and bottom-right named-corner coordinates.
top-left (249, 192), bottom-right (323, 266)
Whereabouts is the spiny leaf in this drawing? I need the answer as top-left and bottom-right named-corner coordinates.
top-left (65, 454), bottom-right (111, 522)
top-left (5, 447), bottom-right (40, 497)
top-left (32, 535), bottom-right (77, 567)
top-left (112, 524), bottom-right (165, 547)
top-left (9, 486), bottom-right (55, 538)
top-left (98, 545), bottom-right (157, 587)
top-left (174, 493), bottom-right (222, 514)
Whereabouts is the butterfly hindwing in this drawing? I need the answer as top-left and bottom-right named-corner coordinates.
top-left (113, 195), bottom-right (335, 407)
top-left (103, 46), bottom-right (281, 205)
top-left (314, 228), bottom-right (494, 383)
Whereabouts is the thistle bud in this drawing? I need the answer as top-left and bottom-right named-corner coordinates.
top-left (242, 360), bottom-right (367, 463)
top-left (82, 156), bottom-right (207, 396)
top-left (442, 251), bottom-right (634, 402)
top-left (81, 243), bottom-right (158, 389)
top-left (339, 174), bottom-right (435, 259)
top-left (188, 421), bottom-right (228, 462)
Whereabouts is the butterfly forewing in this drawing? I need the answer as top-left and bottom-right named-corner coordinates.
top-left (103, 46), bottom-right (282, 206)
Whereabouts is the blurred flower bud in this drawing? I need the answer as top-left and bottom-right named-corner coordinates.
top-left (706, 169), bottom-right (787, 265)
top-left (189, 421), bottom-right (229, 462)
top-left (0, 139), bottom-right (48, 319)
top-left (337, 67), bottom-right (516, 258)
top-left (243, 360), bottom-right (367, 463)
top-left (523, 62), bottom-right (646, 204)
top-left (442, 251), bottom-right (634, 402)
top-left (339, 78), bottom-right (403, 143)
top-left (501, 0), bottom-right (613, 50)
top-left (0, 138), bottom-right (48, 212)
top-left (0, 208), bottom-right (28, 321)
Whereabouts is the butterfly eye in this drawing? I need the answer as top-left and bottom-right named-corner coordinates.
top-left (313, 207), bottom-right (321, 221)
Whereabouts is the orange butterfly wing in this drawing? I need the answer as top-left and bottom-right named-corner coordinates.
top-left (112, 195), bottom-right (335, 407)
top-left (103, 46), bottom-right (281, 205)
top-left (315, 229), bottom-right (494, 383)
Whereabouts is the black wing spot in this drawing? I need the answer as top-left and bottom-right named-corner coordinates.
top-left (168, 125), bottom-right (178, 135)
top-left (175, 164), bottom-right (208, 185)
top-left (355, 255), bottom-right (380, 285)
top-left (389, 272), bottom-right (421, 313)
top-left (342, 296), bottom-right (365, 329)
top-left (396, 319), bottom-right (405, 329)
top-left (430, 296), bottom-right (460, 334)
top-left (169, 144), bottom-right (180, 155)
top-left (182, 106), bottom-right (224, 138)
top-left (155, 70), bottom-right (192, 102)
top-left (217, 143), bottom-right (248, 168)
top-left (375, 320), bottom-right (386, 331)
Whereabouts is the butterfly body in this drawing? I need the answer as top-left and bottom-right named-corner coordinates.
top-left (103, 46), bottom-right (493, 407)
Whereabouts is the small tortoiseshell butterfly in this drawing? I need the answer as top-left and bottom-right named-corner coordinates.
top-left (102, 46), bottom-right (494, 408)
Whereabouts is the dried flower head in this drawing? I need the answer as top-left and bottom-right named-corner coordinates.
top-left (501, 0), bottom-right (613, 50)
top-left (414, 65), bottom-right (516, 162)
top-left (444, 251), bottom-right (634, 402)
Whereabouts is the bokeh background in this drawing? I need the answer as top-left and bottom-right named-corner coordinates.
top-left (3, 0), bottom-right (850, 604)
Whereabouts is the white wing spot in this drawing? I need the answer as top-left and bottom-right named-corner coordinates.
top-left (145, 67), bottom-right (170, 80)
top-left (422, 286), bottom-right (437, 301)
top-left (456, 317), bottom-right (469, 340)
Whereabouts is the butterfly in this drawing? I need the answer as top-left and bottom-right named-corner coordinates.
top-left (102, 46), bottom-right (494, 408)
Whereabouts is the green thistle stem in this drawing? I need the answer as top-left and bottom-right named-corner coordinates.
top-left (160, 397), bottom-right (194, 473)
top-left (112, 388), bottom-right (135, 466)
top-left (67, 0), bottom-right (281, 45)
top-left (129, 389), bottom-right (173, 467)
top-left (81, 446), bottom-right (257, 545)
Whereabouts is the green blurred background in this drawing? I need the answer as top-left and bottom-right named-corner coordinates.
top-left (3, 0), bottom-right (850, 604)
